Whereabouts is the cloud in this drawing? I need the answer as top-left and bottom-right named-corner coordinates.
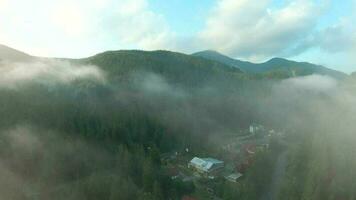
top-left (0, 59), bottom-right (106, 89)
top-left (0, 124), bottom-right (111, 200)
top-left (275, 74), bottom-right (338, 94)
top-left (0, 0), bottom-right (354, 72)
top-left (316, 20), bottom-right (355, 53)
top-left (199, 0), bottom-right (323, 61)
top-left (289, 12), bottom-right (356, 72)
top-left (0, 0), bottom-right (173, 57)
top-left (4, 125), bottom-right (42, 152)
top-left (292, 17), bottom-right (356, 55)
top-left (131, 72), bottom-right (186, 98)
top-left (197, 0), bottom-right (355, 72)
top-left (49, 2), bottom-right (89, 37)
top-left (0, 0), bottom-right (8, 10)
top-left (100, 0), bottom-right (174, 50)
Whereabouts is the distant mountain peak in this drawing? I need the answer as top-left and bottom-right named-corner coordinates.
top-left (265, 57), bottom-right (293, 65)
top-left (193, 50), bottom-right (228, 58)
top-left (193, 50), bottom-right (346, 79)
top-left (267, 57), bottom-right (287, 62)
top-left (197, 50), bottom-right (223, 55)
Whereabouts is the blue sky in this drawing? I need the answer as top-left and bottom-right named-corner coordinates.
top-left (149, 0), bottom-right (215, 35)
top-left (0, 0), bottom-right (355, 72)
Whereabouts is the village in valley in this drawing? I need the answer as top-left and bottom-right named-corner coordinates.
top-left (161, 124), bottom-right (286, 200)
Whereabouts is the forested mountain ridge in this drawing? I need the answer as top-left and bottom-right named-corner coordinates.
top-left (193, 50), bottom-right (346, 79)
top-left (192, 50), bottom-right (258, 72)
top-left (0, 44), bottom-right (355, 200)
top-left (1, 44), bottom-right (347, 85)
top-left (79, 50), bottom-right (243, 87)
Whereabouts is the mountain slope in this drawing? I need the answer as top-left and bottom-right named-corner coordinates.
top-left (80, 50), bottom-right (243, 86)
top-left (193, 50), bottom-right (346, 79)
top-left (0, 44), bottom-right (34, 62)
top-left (193, 50), bottom-right (260, 72)
top-left (258, 57), bottom-right (346, 79)
top-left (0, 43), bottom-right (346, 84)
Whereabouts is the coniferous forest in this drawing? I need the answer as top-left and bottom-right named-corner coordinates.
top-left (0, 46), bottom-right (355, 200)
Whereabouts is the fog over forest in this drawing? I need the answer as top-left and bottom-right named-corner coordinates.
top-left (1, 0), bottom-right (355, 199)
top-left (0, 47), bottom-right (355, 200)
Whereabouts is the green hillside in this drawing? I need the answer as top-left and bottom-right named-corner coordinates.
top-left (193, 50), bottom-right (259, 72)
top-left (193, 50), bottom-right (346, 79)
top-left (0, 44), bottom-right (355, 200)
top-left (80, 50), bottom-right (243, 87)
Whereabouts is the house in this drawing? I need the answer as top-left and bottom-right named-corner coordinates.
top-left (188, 157), bottom-right (224, 176)
top-left (249, 125), bottom-right (255, 133)
top-left (249, 123), bottom-right (264, 134)
top-left (225, 173), bottom-right (243, 183)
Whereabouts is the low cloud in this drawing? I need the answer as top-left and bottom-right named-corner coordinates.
top-left (276, 74), bottom-right (338, 94)
top-left (0, 59), bottom-right (105, 89)
top-left (0, 125), bottom-right (111, 200)
top-left (133, 72), bottom-right (186, 98)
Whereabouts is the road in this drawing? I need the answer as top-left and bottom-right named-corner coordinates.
top-left (260, 150), bottom-right (288, 200)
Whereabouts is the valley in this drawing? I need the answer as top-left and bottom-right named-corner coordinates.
top-left (0, 45), bottom-right (355, 200)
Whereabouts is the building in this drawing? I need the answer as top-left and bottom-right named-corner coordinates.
top-left (188, 157), bottom-right (224, 176)
top-left (249, 123), bottom-right (264, 134)
top-left (225, 173), bottom-right (243, 183)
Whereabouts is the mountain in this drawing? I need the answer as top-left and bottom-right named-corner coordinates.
top-left (193, 50), bottom-right (347, 79)
top-left (0, 44), bottom-right (34, 62)
top-left (79, 50), bottom-right (243, 86)
top-left (0, 44), bottom-right (244, 87)
top-left (0, 44), bottom-right (346, 83)
top-left (193, 50), bottom-right (259, 72)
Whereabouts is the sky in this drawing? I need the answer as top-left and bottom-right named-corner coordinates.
top-left (0, 0), bottom-right (355, 72)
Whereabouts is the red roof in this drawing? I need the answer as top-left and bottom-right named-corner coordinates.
top-left (167, 167), bottom-right (179, 177)
top-left (182, 196), bottom-right (197, 200)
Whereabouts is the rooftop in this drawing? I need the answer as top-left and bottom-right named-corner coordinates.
top-left (226, 173), bottom-right (243, 182)
top-left (190, 157), bottom-right (224, 172)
